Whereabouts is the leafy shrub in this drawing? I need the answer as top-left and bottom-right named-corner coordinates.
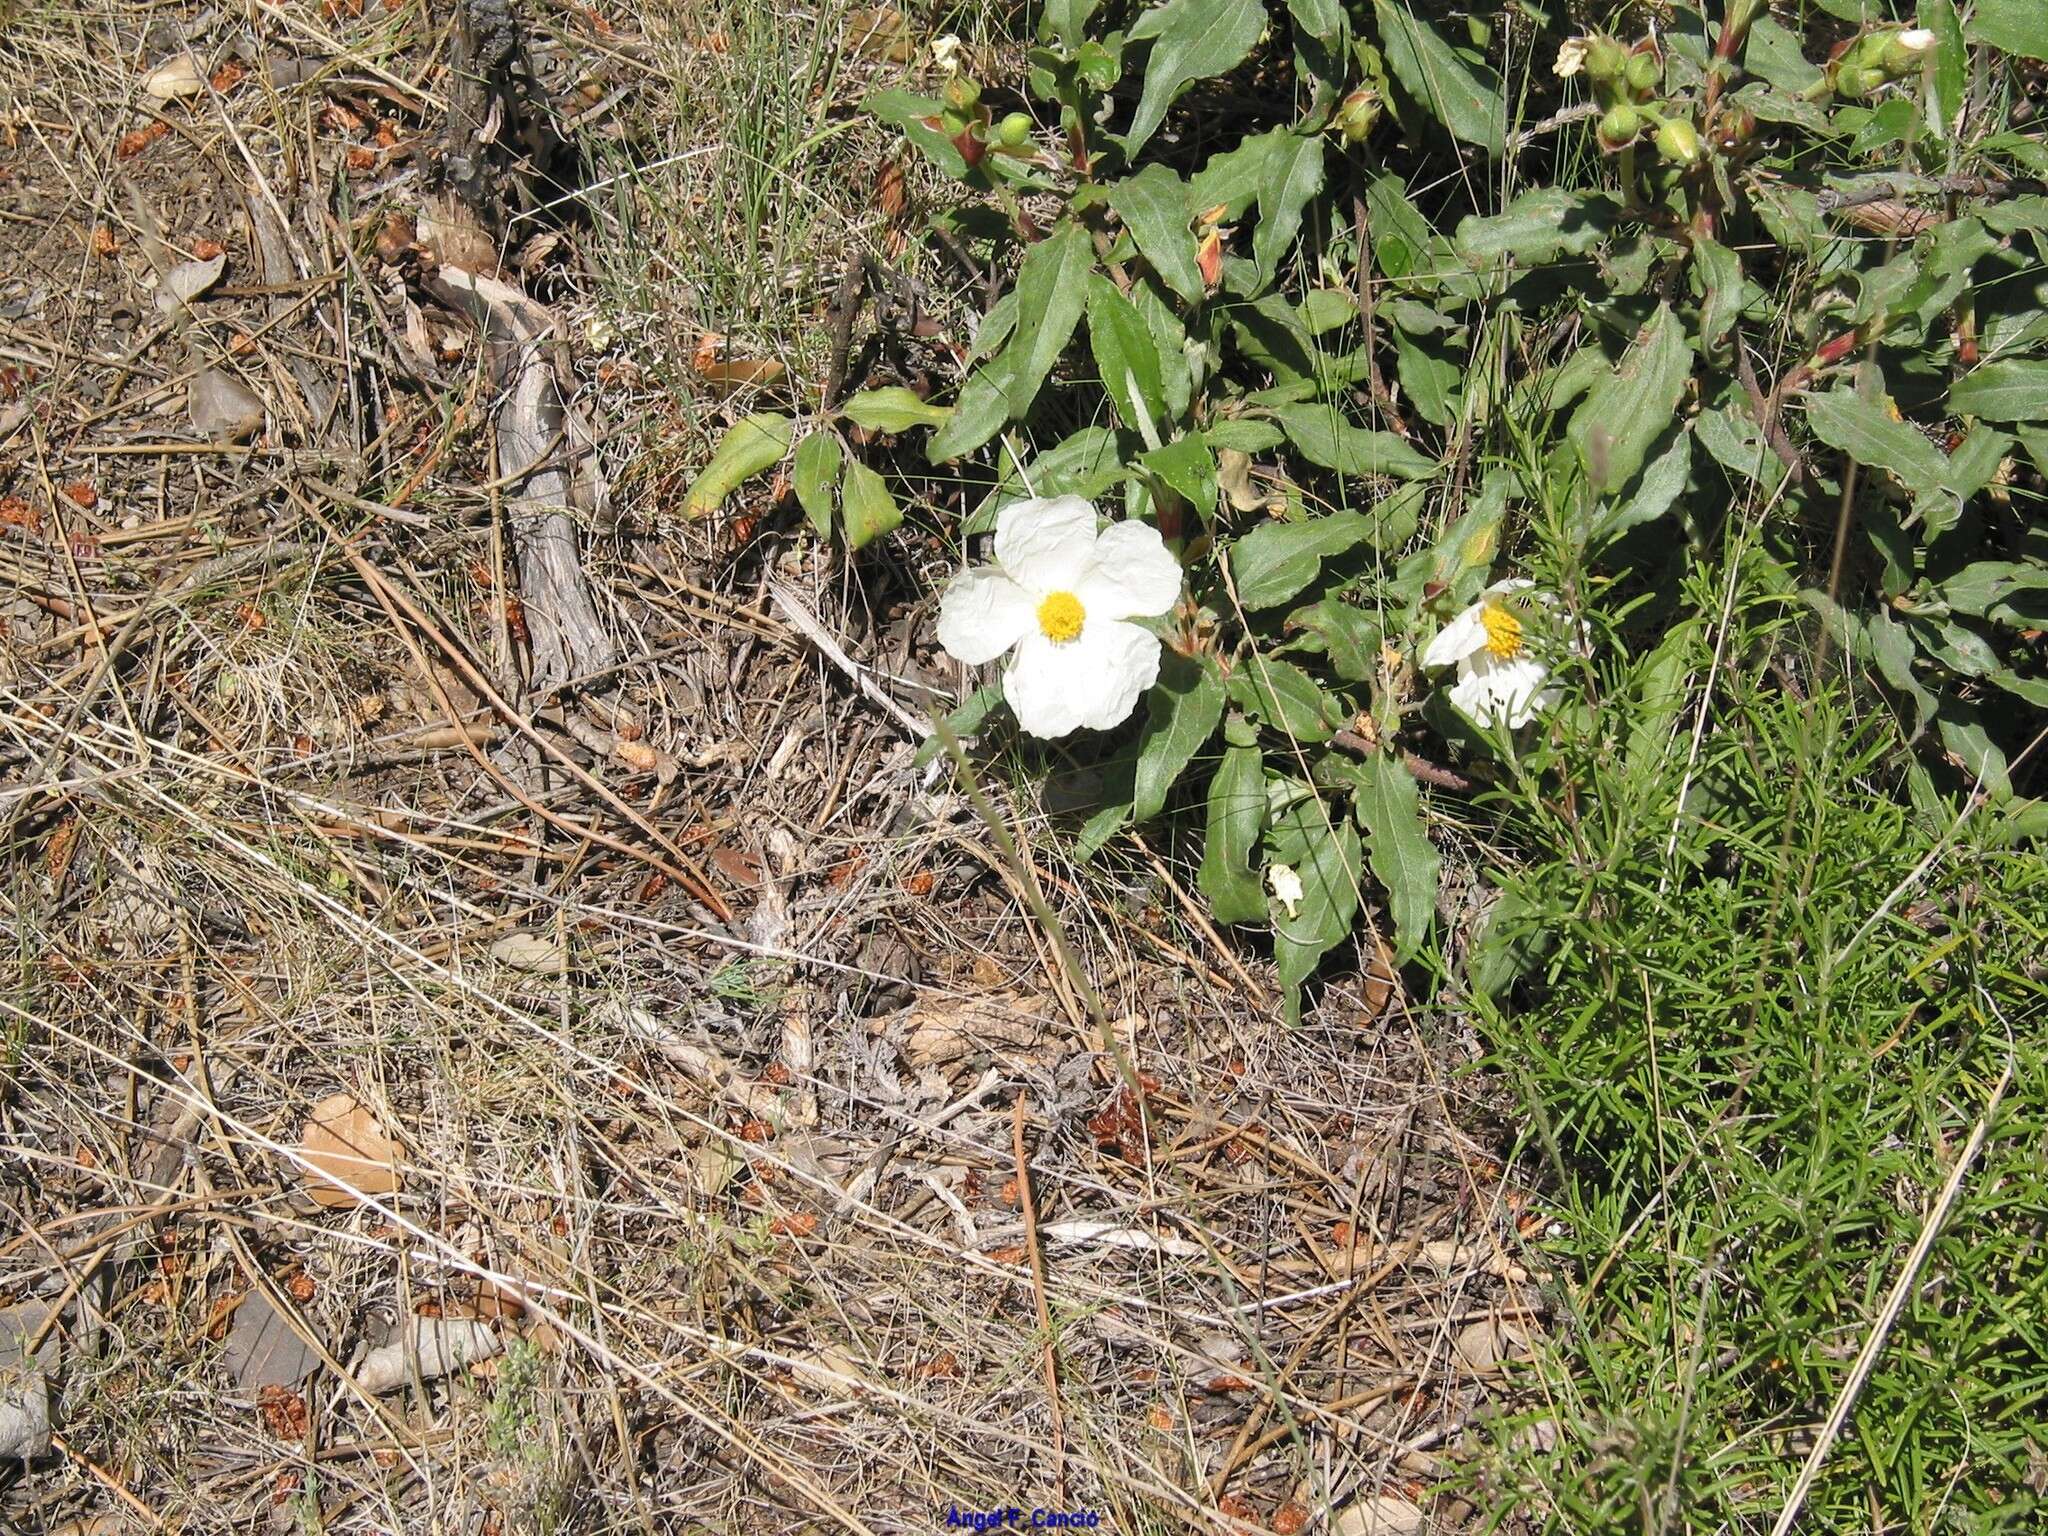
top-left (689, 0), bottom-right (2048, 1018)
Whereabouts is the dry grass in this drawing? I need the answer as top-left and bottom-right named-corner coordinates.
top-left (0, 1), bottom-right (1544, 1530)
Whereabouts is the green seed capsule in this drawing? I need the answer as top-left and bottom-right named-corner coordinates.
top-left (1834, 63), bottom-right (1881, 99)
top-left (1625, 51), bottom-right (1661, 99)
top-left (996, 112), bottom-right (1033, 149)
top-left (1654, 117), bottom-right (1702, 167)
top-left (1597, 104), bottom-right (1642, 151)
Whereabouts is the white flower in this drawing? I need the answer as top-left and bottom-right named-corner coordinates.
top-left (1420, 579), bottom-right (1577, 730)
top-left (1893, 28), bottom-right (1936, 54)
top-left (1267, 862), bottom-right (1304, 919)
top-left (935, 495), bottom-right (1182, 739)
top-left (1553, 37), bottom-right (1589, 77)
top-left (930, 33), bottom-right (966, 73)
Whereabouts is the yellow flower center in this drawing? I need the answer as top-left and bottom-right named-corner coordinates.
top-left (1480, 601), bottom-right (1524, 660)
top-left (1036, 590), bottom-right (1085, 644)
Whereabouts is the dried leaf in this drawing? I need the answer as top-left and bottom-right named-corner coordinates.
top-left (156, 252), bottom-right (228, 313)
top-left (1361, 932), bottom-right (1399, 1019)
top-left (142, 52), bottom-right (207, 100)
top-left (846, 6), bottom-right (912, 61)
top-left (298, 1091), bottom-right (404, 1208)
top-left (355, 1317), bottom-right (501, 1393)
top-left (222, 1288), bottom-right (322, 1388)
top-left (0, 1303), bottom-right (55, 1458)
top-left (1452, 1313), bottom-right (1533, 1372)
top-left (886, 990), bottom-right (1053, 1069)
top-left (187, 368), bottom-right (264, 441)
top-left (1332, 1494), bottom-right (1427, 1536)
top-left (489, 931), bottom-right (565, 973)
top-left (694, 356), bottom-right (789, 394)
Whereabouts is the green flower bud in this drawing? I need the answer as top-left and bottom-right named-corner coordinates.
top-left (1597, 104), bottom-right (1643, 152)
top-left (1834, 62), bottom-right (1882, 99)
top-left (1333, 87), bottom-right (1382, 145)
top-left (1654, 117), bottom-right (1702, 167)
top-left (1625, 51), bottom-right (1661, 99)
top-left (1585, 34), bottom-right (1629, 85)
top-left (996, 112), bottom-right (1033, 149)
top-left (1881, 28), bottom-right (1936, 77)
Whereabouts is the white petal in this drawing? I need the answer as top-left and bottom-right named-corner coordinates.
top-left (1073, 519), bottom-right (1182, 622)
top-left (993, 495), bottom-right (1098, 594)
top-left (935, 567), bottom-right (1036, 665)
top-left (1421, 604), bottom-right (1487, 669)
top-left (1450, 652), bottom-right (1554, 729)
top-left (1004, 621), bottom-right (1160, 738)
top-left (1486, 578), bottom-right (1537, 598)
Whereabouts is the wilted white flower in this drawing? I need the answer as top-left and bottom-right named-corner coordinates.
top-left (1421, 579), bottom-right (1579, 729)
top-left (931, 33), bottom-right (966, 73)
top-left (935, 495), bottom-right (1182, 739)
top-left (1267, 862), bottom-right (1304, 919)
top-left (1553, 36), bottom-right (1589, 77)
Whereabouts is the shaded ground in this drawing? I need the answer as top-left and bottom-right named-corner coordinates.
top-left (0, 1), bottom-right (1549, 1530)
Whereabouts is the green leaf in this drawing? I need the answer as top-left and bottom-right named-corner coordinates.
top-left (1389, 479), bottom-right (1505, 604)
top-left (791, 431), bottom-right (842, 538)
top-left (1972, 0), bottom-right (2048, 61)
top-left (1927, 0), bottom-right (1967, 141)
top-left (1346, 753), bottom-right (1439, 960)
top-left (1949, 360), bottom-right (2048, 421)
top-left (1374, 1), bottom-right (1503, 156)
top-left (684, 412), bottom-right (792, 518)
top-left (1124, 0), bottom-right (1267, 154)
top-left (1363, 172), bottom-right (1432, 281)
top-left (927, 365), bottom-right (1011, 462)
top-left (1140, 434), bottom-right (1218, 522)
top-left (1272, 403), bottom-right (1439, 480)
top-left (1284, 596), bottom-right (1382, 680)
top-left (1198, 739), bottom-right (1267, 924)
top-left (1254, 132), bottom-right (1328, 281)
top-left (1694, 239), bottom-right (1744, 359)
top-left (1584, 426), bottom-right (1691, 549)
top-left (838, 387), bottom-right (952, 433)
top-left (1086, 275), bottom-right (1166, 439)
top-left (1936, 707), bottom-right (2011, 798)
top-left (1106, 166), bottom-right (1205, 304)
top-left (1868, 609), bottom-right (1936, 738)
top-left (1134, 652), bottom-right (1225, 819)
top-left (1744, 16), bottom-right (1826, 91)
top-left (1227, 656), bottom-right (1337, 741)
top-left (1269, 804), bottom-right (1363, 1010)
top-left (965, 426), bottom-right (1125, 533)
top-left (1934, 561), bottom-right (2048, 620)
top-left (1187, 130), bottom-right (1282, 224)
top-left (1229, 510), bottom-right (1374, 610)
top-left (1130, 277), bottom-right (1194, 417)
top-left (1040, 0), bottom-right (1100, 46)
top-left (1454, 188), bottom-right (1616, 267)
top-left (839, 461), bottom-right (903, 552)
top-left (1004, 221), bottom-right (1096, 416)
top-left (1285, 0), bottom-right (1344, 45)
top-left (1207, 419), bottom-right (1285, 455)
top-left (1804, 388), bottom-right (1950, 492)
top-left (1393, 332), bottom-right (1458, 427)
top-left (1568, 305), bottom-right (1690, 496)
top-left (1076, 797), bottom-right (1136, 861)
